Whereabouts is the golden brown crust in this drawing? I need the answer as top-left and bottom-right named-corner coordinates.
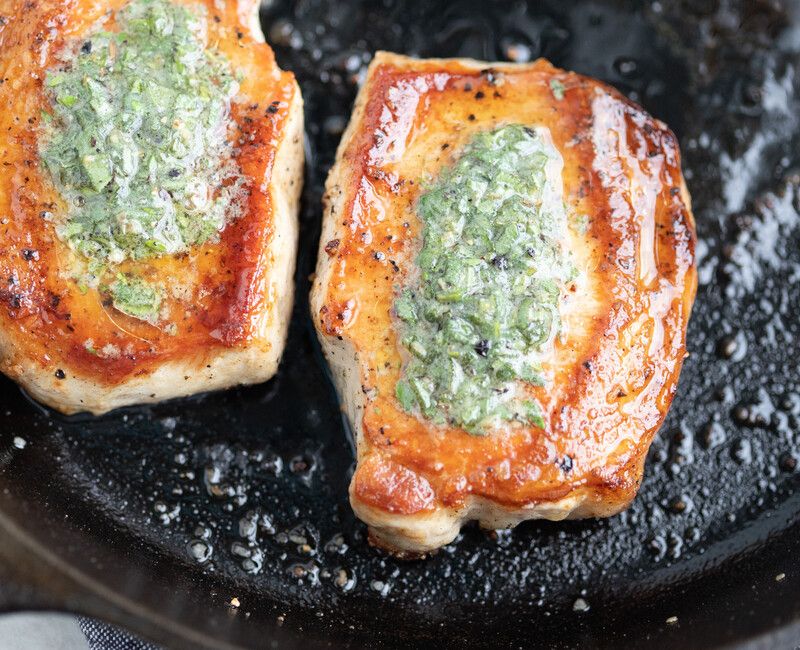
top-left (311, 52), bottom-right (697, 553)
top-left (0, 0), bottom-right (303, 413)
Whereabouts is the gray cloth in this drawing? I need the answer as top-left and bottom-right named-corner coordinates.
top-left (0, 613), bottom-right (88, 649)
top-left (0, 613), bottom-right (159, 650)
top-left (77, 617), bottom-right (159, 650)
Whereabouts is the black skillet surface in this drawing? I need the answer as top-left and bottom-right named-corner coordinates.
top-left (1, 0), bottom-right (800, 648)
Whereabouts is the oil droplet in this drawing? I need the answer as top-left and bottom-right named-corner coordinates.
top-left (572, 598), bottom-right (590, 612)
top-left (259, 452), bottom-right (283, 476)
top-left (778, 452), bottom-right (797, 472)
top-left (153, 501), bottom-right (180, 525)
top-left (269, 19), bottom-right (303, 50)
top-left (668, 495), bottom-right (694, 514)
top-left (666, 532), bottom-right (684, 559)
top-left (684, 526), bottom-right (701, 544)
top-left (241, 548), bottom-right (264, 574)
top-left (238, 511), bottom-right (258, 541)
top-left (231, 541), bottom-right (251, 558)
top-left (613, 56), bottom-right (639, 78)
top-left (669, 428), bottom-right (694, 466)
top-left (733, 405), bottom-right (751, 425)
top-left (701, 422), bottom-right (726, 449)
top-left (504, 42), bottom-right (531, 63)
top-left (288, 523), bottom-right (319, 554)
top-left (716, 331), bottom-right (747, 361)
top-left (323, 115), bottom-right (347, 136)
top-left (324, 533), bottom-right (348, 555)
top-left (289, 561), bottom-right (320, 585)
top-left (259, 512), bottom-right (276, 535)
top-left (187, 539), bottom-right (213, 563)
top-left (333, 567), bottom-right (356, 592)
top-left (648, 534), bottom-right (667, 561)
top-left (731, 438), bottom-right (753, 464)
top-left (370, 579), bottom-right (392, 596)
top-left (194, 524), bottom-right (211, 540)
top-left (289, 454), bottom-right (316, 484)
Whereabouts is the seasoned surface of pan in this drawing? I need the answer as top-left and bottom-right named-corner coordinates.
top-left (1, 1), bottom-right (800, 648)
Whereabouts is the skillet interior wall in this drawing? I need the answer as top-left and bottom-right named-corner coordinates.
top-left (0, 0), bottom-right (800, 647)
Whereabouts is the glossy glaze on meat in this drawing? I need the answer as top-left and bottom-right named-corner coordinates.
top-left (0, 0), bottom-right (303, 413)
top-left (311, 52), bottom-right (697, 554)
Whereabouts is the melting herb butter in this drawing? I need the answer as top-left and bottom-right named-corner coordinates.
top-left (40, 0), bottom-right (244, 268)
top-left (109, 274), bottom-right (163, 324)
top-left (394, 125), bottom-right (575, 435)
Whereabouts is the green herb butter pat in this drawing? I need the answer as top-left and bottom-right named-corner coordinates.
top-left (394, 125), bottom-right (575, 435)
top-left (40, 0), bottom-right (244, 266)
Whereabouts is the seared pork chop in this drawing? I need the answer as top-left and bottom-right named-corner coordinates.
top-left (0, 0), bottom-right (303, 414)
top-left (311, 52), bottom-right (696, 555)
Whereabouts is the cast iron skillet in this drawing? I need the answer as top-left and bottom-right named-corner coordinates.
top-left (1, 1), bottom-right (800, 648)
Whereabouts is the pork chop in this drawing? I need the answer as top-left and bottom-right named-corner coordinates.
top-left (0, 0), bottom-right (303, 414)
top-left (311, 52), bottom-right (696, 555)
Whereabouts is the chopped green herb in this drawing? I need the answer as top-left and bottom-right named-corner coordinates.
top-left (394, 125), bottom-right (575, 434)
top-left (56, 94), bottom-right (77, 107)
top-left (109, 274), bottom-right (163, 324)
top-left (395, 380), bottom-right (416, 412)
top-left (40, 0), bottom-right (244, 267)
top-left (571, 213), bottom-right (590, 235)
top-left (549, 79), bottom-right (566, 101)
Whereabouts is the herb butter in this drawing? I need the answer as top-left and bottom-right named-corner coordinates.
top-left (394, 125), bottom-right (575, 434)
top-left (40, 0), bottom-right (243, 269)
top-left (108, 274), bottom-right (163, 325)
